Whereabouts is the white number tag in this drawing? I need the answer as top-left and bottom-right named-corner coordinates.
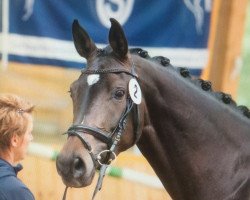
top-left (128, 78), bottom-right (142, 104)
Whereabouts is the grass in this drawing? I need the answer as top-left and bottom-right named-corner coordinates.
top-left (237, 2), bottom-right (250, 107)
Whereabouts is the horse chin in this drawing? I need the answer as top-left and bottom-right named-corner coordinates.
top-left (61, 167), bottom-right (96, 188)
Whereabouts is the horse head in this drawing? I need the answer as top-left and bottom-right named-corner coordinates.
top-left (56, 19), bottom-right (144, 189)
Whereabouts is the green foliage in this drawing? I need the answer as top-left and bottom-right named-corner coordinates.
top-left (237, 2), bottom-right (250, 107)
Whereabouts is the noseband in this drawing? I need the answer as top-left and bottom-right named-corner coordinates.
top-left (63, 65), bottom-right (141, 200)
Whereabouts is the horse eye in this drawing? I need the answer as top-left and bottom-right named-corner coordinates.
top-left (114, 90), bottom-right (125, 100)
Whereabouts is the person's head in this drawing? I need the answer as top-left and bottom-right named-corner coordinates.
top-left (0, 94), bottom-right (34, 163)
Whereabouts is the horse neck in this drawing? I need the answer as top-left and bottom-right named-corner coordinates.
top-left (133, 55), bottom-right (250, 200)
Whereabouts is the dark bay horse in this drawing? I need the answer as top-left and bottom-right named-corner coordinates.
top-left (56, 18), bottom-right (250, 200)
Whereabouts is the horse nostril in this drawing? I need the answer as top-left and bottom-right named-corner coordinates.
top-left (74, 157), bottom-right (83, 170)
top-left (72, 157), bottom-right (85, 178)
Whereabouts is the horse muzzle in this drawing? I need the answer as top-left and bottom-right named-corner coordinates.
top-left (56, 147), bottom-right (95, 187)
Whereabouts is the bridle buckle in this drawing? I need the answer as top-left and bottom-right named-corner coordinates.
top-left (97, 150), bottom-right (116, 166)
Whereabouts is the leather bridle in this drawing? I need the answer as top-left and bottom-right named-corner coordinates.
top-left (62, 65), bottom-right (141, 200)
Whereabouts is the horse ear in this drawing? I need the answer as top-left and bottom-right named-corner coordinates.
top-left (72, 20), bottom-right (97, 59)
top-left (109, 18), bottom-right (128, 59)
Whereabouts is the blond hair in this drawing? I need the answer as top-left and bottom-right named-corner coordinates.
top-left (0, 94), bottom-right (34, 150)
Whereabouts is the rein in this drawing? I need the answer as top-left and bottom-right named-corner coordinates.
top-left (62, 65), bottom-right (141, 200)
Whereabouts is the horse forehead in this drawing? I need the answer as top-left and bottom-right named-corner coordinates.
top-left (73, 71), bottom-right (127, 94)
top-left (87, 74), bottom-right (100, 86)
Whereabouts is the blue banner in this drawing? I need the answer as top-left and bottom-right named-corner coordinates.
top-left (2, 0), bottom-right (212, 75)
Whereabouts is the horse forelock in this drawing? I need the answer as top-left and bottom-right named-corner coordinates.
top-left (129, 47), bottom-right (250, 120)
top-left (97, 45), bottom-right (112, 56)
top-left (90, 45), bottom-right (131, 68)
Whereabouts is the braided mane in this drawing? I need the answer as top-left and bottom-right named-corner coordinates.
top-left (129, 48), bottom-right (250, 119)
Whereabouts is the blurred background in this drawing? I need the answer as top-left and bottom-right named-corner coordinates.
top-left (0, 0), bottom-right (249, 200)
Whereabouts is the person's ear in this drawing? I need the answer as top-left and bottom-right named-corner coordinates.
top-left (11, 134), bottom-right (20, 147)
